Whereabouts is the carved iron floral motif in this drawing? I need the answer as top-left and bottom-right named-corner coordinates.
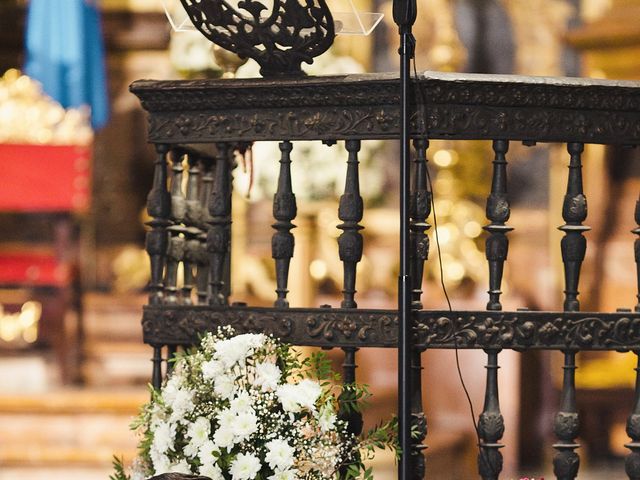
top-left (130, 74), bottom-right (640, 145)
top-left (179, 0), bottom-right (334, 77)
top-left (142, 307), bottom-right (640, 350)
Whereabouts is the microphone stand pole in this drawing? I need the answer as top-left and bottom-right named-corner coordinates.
top-left (393, 0), bottom-right (416, 478)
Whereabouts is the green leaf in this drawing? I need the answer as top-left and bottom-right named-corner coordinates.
top-left (109, 455), bottom-right (130, 480)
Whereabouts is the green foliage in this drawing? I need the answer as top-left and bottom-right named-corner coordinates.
top-left (109, 456), bottom-right (130, 480)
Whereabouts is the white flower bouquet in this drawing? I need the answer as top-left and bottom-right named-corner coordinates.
top-left (112, 328), bottom-right (396, 480)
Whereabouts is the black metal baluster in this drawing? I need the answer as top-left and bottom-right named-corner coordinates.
top-left (207, 143), bottom-right (232, 306)
top-left (410, 349), bottom-right (427, 479)
top-left (272, 141), bottom-right (297, 308)
top-left (165, 148), bottom-right (186, 305)
top-left (626, 195), bottom-right (640, 479)
top-left (409, 138), bottom-right (430, 479)
top-left (553, 352), bottom-right (580, 480)
top-left (626, 353), bottom-right (640, 479)
top-left (478, 349), bottom-right (505, 480)
top-left (196, 155), bottom-right (214, 305)
top-left (338, 139), bottom-right (364, 309)
top-left (553, 142), bottom-right (586, 480)
top-left (151, 345), bottom-right (163, 390)
top-left (410, 138), bottom-right (431, 310)
top-left (634, 194), bottom-right (640, 312)
top-left (181, 152), bottom-right (202, 305)
top-left (338, 347), bottom-right (363, 478)
top-left (485, 140), bottom-right (512, 311)
top-left (476, 140), bottom-right (510, 479)
top-left (145, 144), bottom-right (171, 305)
top-left (559, 142), bottom-right (589, 312)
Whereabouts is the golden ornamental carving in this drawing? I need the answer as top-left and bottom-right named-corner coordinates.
top-left (0, 69), bottom-right (93, 145)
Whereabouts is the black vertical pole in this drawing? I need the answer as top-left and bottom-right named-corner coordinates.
top-left (393, 0), bottom-right (416, 478)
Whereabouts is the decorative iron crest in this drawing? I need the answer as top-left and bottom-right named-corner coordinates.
top-left (179, 0), bottom-right (335, 77)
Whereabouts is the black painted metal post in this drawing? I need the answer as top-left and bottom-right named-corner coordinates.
top-left (165, 148), bottom-right (186, 305)
top-left (627, 195), bottom-right (640, 479)
top-left (410, 138), bottom-right (431, 310)
top-left (554, 142), bottom-right (587, 480)
top-left (484, 139), bottom-right (512, 311)
top-left (477, 139), bottom-right (510, 479)
top-left (208, 143), bottom-right (232, 306)
top-left (182, 152), bottom-right (202, 305)
top-left (338, 139), bottom-right (363, 309)
top-left (626, 353), bottom-right (640, 479)
top-left (478, 350), bottom-right (505, 480)
top-left (634, 194), bottom-right (640, 312)
top-left (559, 142), bottom-right (589, 312)
top-left (151, 345), bottom-right (163, 390)
top-left (272, 141), bottom-right (297, 308)
top-left (409, 138), bottom-right (430, 478)
top-left (146, 144), bottom-right (171, 305)
top-left (197, 154), bottom-right (214, 305)
top-left (393, 0), bottom-right (416, 473)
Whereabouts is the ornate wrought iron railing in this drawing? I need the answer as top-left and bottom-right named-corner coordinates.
top-left (131, 71), bottom-right (640, 480)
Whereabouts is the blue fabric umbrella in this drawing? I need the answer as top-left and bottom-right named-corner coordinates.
top-left (25, 0), bottom-right (109, 130)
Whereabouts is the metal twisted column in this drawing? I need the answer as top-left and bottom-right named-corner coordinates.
top-left (272, 141), bottom-right (297, 308)
top-left (146, 144), bottom-right (171, 305)
top-left (207, 143), bottom-right (232, 306)
top-left (337, 139), bottom-right (364, 309)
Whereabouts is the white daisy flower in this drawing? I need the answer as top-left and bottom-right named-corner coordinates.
top-left (265, 438), bottom-right (295, 471)
top-left (230, 452), bottom-right (262, 480)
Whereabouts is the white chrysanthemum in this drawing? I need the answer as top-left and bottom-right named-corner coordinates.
top-left (217, 408), bottom-right (236, 430)
top-left (214, 338), bottom-right (248, 368)
top-left (265, 438), bottom-right (295, 471)
top-left (150, 448), bottom-right (170, 475)
top-left (317, 404), bottom-right (337, 432)
top-left (254, 361), bottom-right (281, 391)
top-left (200, 462), bottom-right (224, 480)
top-left (202, 359), bottom-right (224, 380)
top-left (296, 379), bottom-right (322, 410)
top-left (169, 459), bottom-right (192, 474)
top-left (230, 452), bottom-right (262, 480)
top-left (187, 416), bottom-right (211, 446)
top-left (169, 387), bottom-right (195, 423)
top-left (276, 384), bottom-right (302, 413)
top-left (232, 410), bottom-right (258, 440)
top-left (214, 333), bottom-right (267, 368)
top-left (213, 426), bottom-right (236, 449)
top-left (230, 391), bottom-right (253, 414)
top-left (268, 469), bottom-right (298, 480)
top-left (151, 421), bottom-right (175, 454)
top-left (198, 440), bottom-right (217, 465)
top-left (161, 375), bottom-right (181, 404)
top-left (214, 374), bottom-right (235, 399)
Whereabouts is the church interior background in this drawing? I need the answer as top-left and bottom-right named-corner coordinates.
top-left (0, 0), bottom-right (639, 478)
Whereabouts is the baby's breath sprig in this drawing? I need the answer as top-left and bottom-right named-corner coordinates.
top-left (113, 328), bottom-right (396, 480)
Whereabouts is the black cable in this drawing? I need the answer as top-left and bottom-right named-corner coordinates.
top-left (411, 59), bottom-right (485, 458)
